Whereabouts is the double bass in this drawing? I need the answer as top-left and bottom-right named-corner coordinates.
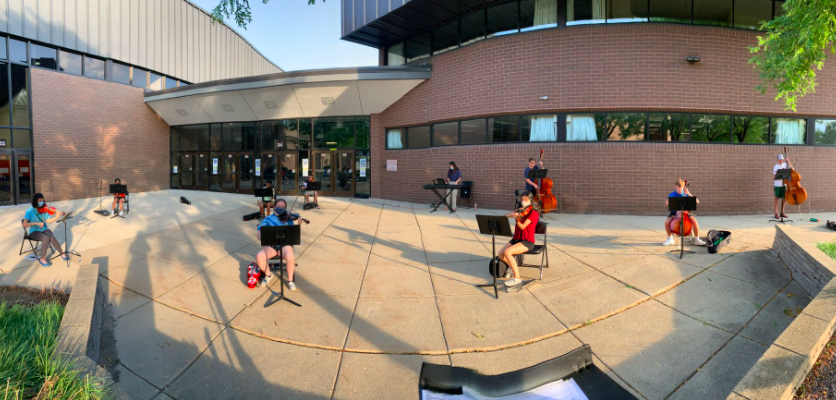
top-left (538, 149), bottom-right (558, 213)
top-left (782, 146), bottom-right (807, 206)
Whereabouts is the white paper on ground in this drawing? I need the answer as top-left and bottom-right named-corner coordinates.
top-left (420, 379), bottom-right (588, 400)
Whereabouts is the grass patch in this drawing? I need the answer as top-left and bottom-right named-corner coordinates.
top-left (1, 300), bottom-right (105, 400)
top-left (817, 242), bottom-right (836, 261)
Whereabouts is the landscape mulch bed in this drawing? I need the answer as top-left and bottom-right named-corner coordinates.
top-left (795, 332), bottom-right (836, 399)
top-left (0, 286), bottom-right (69, 307)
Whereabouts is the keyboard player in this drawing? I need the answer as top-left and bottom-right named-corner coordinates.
top-left (445, 162), bottom-right (462, 212)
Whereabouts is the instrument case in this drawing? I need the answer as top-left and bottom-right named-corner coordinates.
top-left (706, 230), bottom-right (732, 254)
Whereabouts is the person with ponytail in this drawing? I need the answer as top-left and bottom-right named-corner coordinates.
top-left (22, 193), bottom-right (67, 267)
top-left (496, 191), bottom-right (539, 287)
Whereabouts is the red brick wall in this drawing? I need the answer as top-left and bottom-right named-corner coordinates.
top-left (31, 68), bottom-right (170, 202)
top-left (372, 24), bottom-right (836, 214)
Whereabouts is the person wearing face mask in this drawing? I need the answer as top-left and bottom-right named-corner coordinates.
top-left (445, 161), bottom-right (462, 212)
top-left (496, 191), bottom-right (540, 287)
top-left (23, 193), bottom-right (67, 267)
top-left (255, 199), bottom-right (300, 290)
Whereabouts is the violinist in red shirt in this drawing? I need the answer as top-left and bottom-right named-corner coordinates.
top-left (497, 191), bottom-right (539, 288)
top-left (112, 178), bottom-right (126, 217)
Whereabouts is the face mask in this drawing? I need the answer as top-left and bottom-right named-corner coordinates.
top-left (450, 166), bottom-right (454, 170)
top-left (37, 201), bottom-right (44, 207)
top-left (521, 201), bottom-right (531, 208)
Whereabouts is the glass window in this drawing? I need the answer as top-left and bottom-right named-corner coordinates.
top-left (0, 63), bottom-right (8, 126)
top-left (599, 113), bottom-right (645, 141)
top-left (0, 36), bottom-right (6, 60)
top-left (9, 39), bottom-right (26, 64)
top-left (692, 114), bottom-right (732, 142)
top-left (433, 122), bottom-right (458, 146)
top-left (171, 127), bottom-right (180, 151)
top-left (521, 114), bottom-right (558, 142)
top-left (131, 68), bottom-right (148, 88)
top-left (608, 0), bottom-right (648, 22)
top-left (0, 129), bottom-right (9, 148)
top-left (30, 44), bottom-right (56, 69)
top-left (170, 153), bottom-right (180, 188)
top-left (461, 9), bottom-right (486, 45)
top-left (433, 21), bottom-right (458, 55)
top-left (489, 117), bottom-right (520, 142)
top-left (149, 72), bottom-right (163, 90)
top-left (11, 65), bottom-right (29, 128)
top-left (732, 115), bottom-right (769, 143)
top-left (314, 117), bottom-right (355, 148)
top-left (355, 149), bottom-right (371, 198)
top-left (242, 123), bottom-right (257, 150)
top-left (650, 0), bottom-right (691, 23)
top-left (210, 124), bottom-right (221, 150)
top-left (386, 128), bottom-right (405, 149)
top-left (461, 119), bottom-right (487, 144)
top-left (179, 82), bottom-right (189, 87)
top-left (262, 120), bottom-right (299, 150)
top-left (13, 129), bottom-right (30, 149)
top-left (388, 42), bottom-right (405, 66)
top-left (112, 62), bottom-right (130, 84)
top-left (180, 125), bottom-right (199, 151)
top-left (356, 117), bottom-right (370, 149)
top-left (814, 119), bottom-right (836, 145)
top-left (649, 113), bottom-right (690, 141)
top-left (693, 0), bottom-right (732, 26)
top-left (84, 57), bottom-right (105, 80)
top-left (407, 126), bottom-right (431, 148)
top-left (566, 114), bottom-right (604, 141)
top-left (222, 123), bottom-right (242, 150)
top-left (521, 0), bottom-right (558, 31)
top-left (165, 76), bottom-right (177, 89)
top-left (774, 1), bottom-right (785, 18)
top-left (735, 0), bottom-right (772, 29)
top-left (58, 50), bottom-right (82, 75)
top-left (299, 119), bottom-right (312, 149)
top-left (771, 118), bottom-right (806, 144)
top-left (567, 0), bottom-right (606, 25)
top-left (487, 1), bottom-right (519, 37)
top-left (405, 32), bottom-right (430, 63)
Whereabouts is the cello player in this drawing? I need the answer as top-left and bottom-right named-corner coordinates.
top-left (663, 179), bottom-right (705, 246)
top-left (524, 157), bottom-right (544, 197)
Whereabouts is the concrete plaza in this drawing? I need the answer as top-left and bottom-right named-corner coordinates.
top-left (0, 190), bottom-right (833, 399)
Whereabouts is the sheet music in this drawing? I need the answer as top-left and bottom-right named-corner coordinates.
top-left (421, 379), bottom-right (588, 400)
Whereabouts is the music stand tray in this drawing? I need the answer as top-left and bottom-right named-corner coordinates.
top-left (304, 181), bottom-right (322, 191)
top-left (475, 215), bottom-right (514, 299)
top-left (254, 188), bottom-right (273, 200)
top-left (109, 184), bottom-right (128, 219)
top-left (668, 197), bottom-right (698, 259)
top-left (770, 169), bottom-right (794, 224)
top-left (260, 225), bottom-right (302, 308)
top-left (527, 168), bottom-right (548, 182)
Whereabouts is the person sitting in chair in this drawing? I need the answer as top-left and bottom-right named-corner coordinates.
top-left (257, 180), bottom-right (276, 218)
top-left (255, 199), bottom-right (299, 291)
top-left (663, 179), bottom-right (705, 246)
top-left (112, 178), bottom-right (126, 216)
top-left (302, 175), bottom-right (318, 207)
top-left (23, 193), bottom-right (67, 267)
top-left (496, 191), bottom-right (540, 288)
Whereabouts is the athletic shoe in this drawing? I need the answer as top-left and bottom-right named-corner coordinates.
top-left (287, 281), bottom-right (297, 291)
top-left (261, 274), bottom-right (275, 287)
top-left (504, 268), bottom-right (512, 279)
top-left (504, 278), bottom-right (522, 287)
top-left (662, 236), bottom-right (675, 246)
top-left (694, 238), bottom-right (707, 246)
top-left (119, 211), bottom-right (124, 216)
top-left (60, 253), bottom-right (69, 261)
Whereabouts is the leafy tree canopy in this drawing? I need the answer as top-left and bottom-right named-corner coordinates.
top-left (212, 0), bottom-right (322, 29)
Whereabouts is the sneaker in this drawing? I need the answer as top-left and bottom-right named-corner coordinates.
top-left (287, 281), bottom-right (297, 291)
top-left (662, 236), bottom-right (675, 246)
top-left (694, 238), bottom-right (707, 246)
top-left (504, 278), bottom-right (522, 287)
top-left (261, 274), bottom-right (275, 287)
top-left (119, 211), bottom-right (124, 216)
top-left (503, 268), bottom-right (512, 279)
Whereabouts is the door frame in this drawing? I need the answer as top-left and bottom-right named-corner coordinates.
top-left (180, 153), bottom-right (195, 189)
top-left (193, 152), bottom-right (209, 191)
top-left (14, 150), bottom-right (32, 205)
top-left (237, 152), bottom-right (256, 195)
top-left (312, 150), bottom-right (355, 198)
top-left (220, 152), bottom-right (238, 193)
top-left (0, 149), bottom-right (14, 207)
top-left (263, 151), bottom-right (300, 196)
top-left (334, 150), bottom-right (355, 198)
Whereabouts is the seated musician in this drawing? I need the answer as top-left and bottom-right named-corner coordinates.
top-left (663, 179), bottom-right (705, 246)
top-left (23, 193), bottom-right (67, 267)
top-left (257, 180), bottom-right (276, 218)
top-left (112, 178), bottom-right (126, 217)
top-left (303, 175), bottom-right (318, 207)
top-left (445, 161), bottom-right (462, 212)
top-left (255, 199), bottom-right (299, 290)
top-left (524, 157), bottom-right (544, 196)
top-left (497, 191), bottom-right (539, 288)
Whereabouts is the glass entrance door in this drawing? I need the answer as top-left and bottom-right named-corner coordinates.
top-left (194, 153), bottom-right (209, 190)
top-left (0, 151), bottom-right (13, 206)
top-left (15, 151), bottom-right (32, 204)
top-left (261, 153), bottom-right (277, 191)
top-left (279, 152), bottom-right (297, 195)
top-left (221, 153), bottom-right (237, 193)
top-left (313, 151), bottom-right (333, 196)
top-left (180, 153), bottom-right (194, 189)
top-left (335, 151), bottom-right (354, 197)
top-left (238, 153), bottom-right (255, 194)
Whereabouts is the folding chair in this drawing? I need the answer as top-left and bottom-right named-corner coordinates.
top-left (514, 221), bottom-right (549, 280)
top-left (19, 219), bottom-right (41, 256)
top-left (514, 189), bottom-right (526, 209)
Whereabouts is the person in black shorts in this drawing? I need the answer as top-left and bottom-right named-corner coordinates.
top-left (255, 199), bottom-right (299, 290)
top-left (496, 191), bottom-right (540, 287)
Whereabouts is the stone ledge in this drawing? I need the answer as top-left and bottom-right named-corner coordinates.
top-left (726, 226), bottom-right (836, 400)
top-left (53, 264), bottom-right (132, 400)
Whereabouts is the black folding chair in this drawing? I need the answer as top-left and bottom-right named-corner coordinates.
top-left (514, 189), bottom-right (526, 209)
top-left (515, 221), bottom-right (549, 280)
top-left (19, 219), bottom-right (42, 256)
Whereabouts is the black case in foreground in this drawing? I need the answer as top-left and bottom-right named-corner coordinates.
top-left (707, 230), bottom-right (732, 254)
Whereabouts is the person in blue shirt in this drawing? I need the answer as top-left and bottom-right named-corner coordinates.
top-left (255, 199), bottom-right (300, 290)
top-left (23, 193), bottom-right (67, 267)
top-left (524, 157), bottom-right (544, 195)
top-left (663, 179), bottom-right (705, 246)
top-left (445, 161), bottom-right (463, 212)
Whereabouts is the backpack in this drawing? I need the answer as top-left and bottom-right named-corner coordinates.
top-left (488, 257), bottom-right (509, 278)
top-left (246, 263), bottom-right (262, 288)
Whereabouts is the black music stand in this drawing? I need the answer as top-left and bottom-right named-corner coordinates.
top-left (254, 188), bottom-right (274, 201)
top-left (51, 211), bottom-right (79, 268)
top-left (770, 169), bottom-right (794, 224)
top-left (475, 215), bottom-right (514, 299)
top-left (261, 225), bottom-right (302, 308)
top-left (527, 169), bottom-right (548, 195)
top-left (669, 197), bottom-right (697, 259)
top-left (109, 184), bottom-right (128, 219)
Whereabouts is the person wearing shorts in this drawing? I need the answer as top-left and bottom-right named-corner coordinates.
top-left (663, 179), bottom-right (704, 246)
top-left (255, 199), bottom-right (299, 290)
top-left (257, 180), bottom-right (276, 218)
top-left (773, 153), bottom-right (793, 219)
top-left (496, 191), bottom-right (540, 287)
top-left (303, 175), bottom-right (318, 206)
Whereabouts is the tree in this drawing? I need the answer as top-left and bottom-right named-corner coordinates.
top-left (212, 0), bottom-right (323, 29)
top-left (749, 0), bottom-right (836, 111)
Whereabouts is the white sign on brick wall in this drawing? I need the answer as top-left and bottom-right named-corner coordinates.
top-left (387, 160), bottom-right (397, 172)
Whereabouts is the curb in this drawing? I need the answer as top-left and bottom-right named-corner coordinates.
top-left (52, 264), bottom-right (133, 400)
top-left (727, 225), bottom-right (836, 399)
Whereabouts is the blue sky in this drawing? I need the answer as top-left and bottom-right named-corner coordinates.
top-left (189, 0), bottom-right (379, 71)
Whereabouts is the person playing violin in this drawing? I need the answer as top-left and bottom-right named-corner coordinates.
top-left (255, 199), bottom-right (307, 291)
top-left (773, 153), bottom-right (793, 219)
top-left (524, 157), bottom-right (544, 197)
top-left (23, 193), bottom-right (68, 267)
top-left (497, 191), bottom-right (540, 287)
top-left (663, 179), bottom-right (705, 246)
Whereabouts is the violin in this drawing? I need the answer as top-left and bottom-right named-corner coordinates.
top-left (515, 205), bottom-right (533, 221)
top-left (782, 146), bottom-right (808, 206)
top-left (287, 213), bottom-right (310, 225)
top-left (538, 149), bottom-right (558, 213)
top-left (37, 204), bottom-right (58, 216)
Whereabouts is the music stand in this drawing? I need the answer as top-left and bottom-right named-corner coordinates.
top-left (527, 169), bottom-right (548, 204)
top-left (260, 225), bottom-right (302, 308)
top-left (109, 184), bottom-right (128, 219)
top-left (475, 215), bottom-right (514, 299)
top-left (669, 197), bottom-right (697, 259)
top-left (51, 211), bottom-right (80, 268)
top-left (254, 188), bottom-right (273, 201)
top-left (305, 181), bottom-right (322, 191)
top-left (770, 169), bottom-right (794, 224)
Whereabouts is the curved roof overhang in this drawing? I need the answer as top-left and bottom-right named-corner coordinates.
top-left (144, 66), bottom-right (431, 126)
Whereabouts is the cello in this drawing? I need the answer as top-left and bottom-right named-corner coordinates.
top-left (782, 146), bottom-right (807, 206)
top-left (538, 149), bottom-right (557, 213)
top-left (669, 180), bottom-right (692, 236)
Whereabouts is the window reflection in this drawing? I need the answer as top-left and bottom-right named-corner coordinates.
top-left (84, 57), bottom-right (105, 80)
top-left (59, 50), bottom-right (82, 75)
top-left (407, 126), bottom-right (431, 148)
top-left (694, 0), bottom-right (732, 26)
top-left (608, 0), bottom-right (648, 22)
top-left (649, 114), bottom-right (690, 141)
top-left (487, 2), bottom-right (519, 37)
top-left (433, 122), bottom-right (458, 146)
top-left (521, 0), bottom-right (558, 31)
top-left (735, 0), bottom-right (772, 29)
top-left (11, 65), bottom-right (29, 128)
top-left (0, 63), bottom-right (8, 126)
top-left (692, 114), bottom-right (731, 142)
top-left (30, 44), bottom-right (56, 69)
top-left (602, 113), bottom-right (645, 141)
top-left (112, 62), bottom-right (130, 84)
top-left (568, 0), bottom-right (606, 25)
top-left (815, 119), bottom-right (836, 145)
top-left (651, 0), bottom-right (691, 23)
top-left (489, 117), bottom-right (519, 143)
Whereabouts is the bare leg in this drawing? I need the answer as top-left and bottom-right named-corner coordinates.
top-left (503, 243), bottom-right (530, 279)
top-left (496, 242), bottom-right (512, 264)
top-left (774, 197), bottom-right (780, 217)
top-left (691, 217), bottom-right (700, 238)
top-left (283, 245), bottom-right (295, 281)
top-left (111, 198), bottom-right (117, 212)
top-left (304, 194), bottom-right (310, 204)
top-left (256, 246), bottom-right (279, 277)
top-left (664, 217), bottom-right (673, 236)
top-left (314, 192), bottom-right (318, 205)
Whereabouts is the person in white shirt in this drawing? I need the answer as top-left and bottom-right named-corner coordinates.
top-left (773, 154), bottom-right (794, 219)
